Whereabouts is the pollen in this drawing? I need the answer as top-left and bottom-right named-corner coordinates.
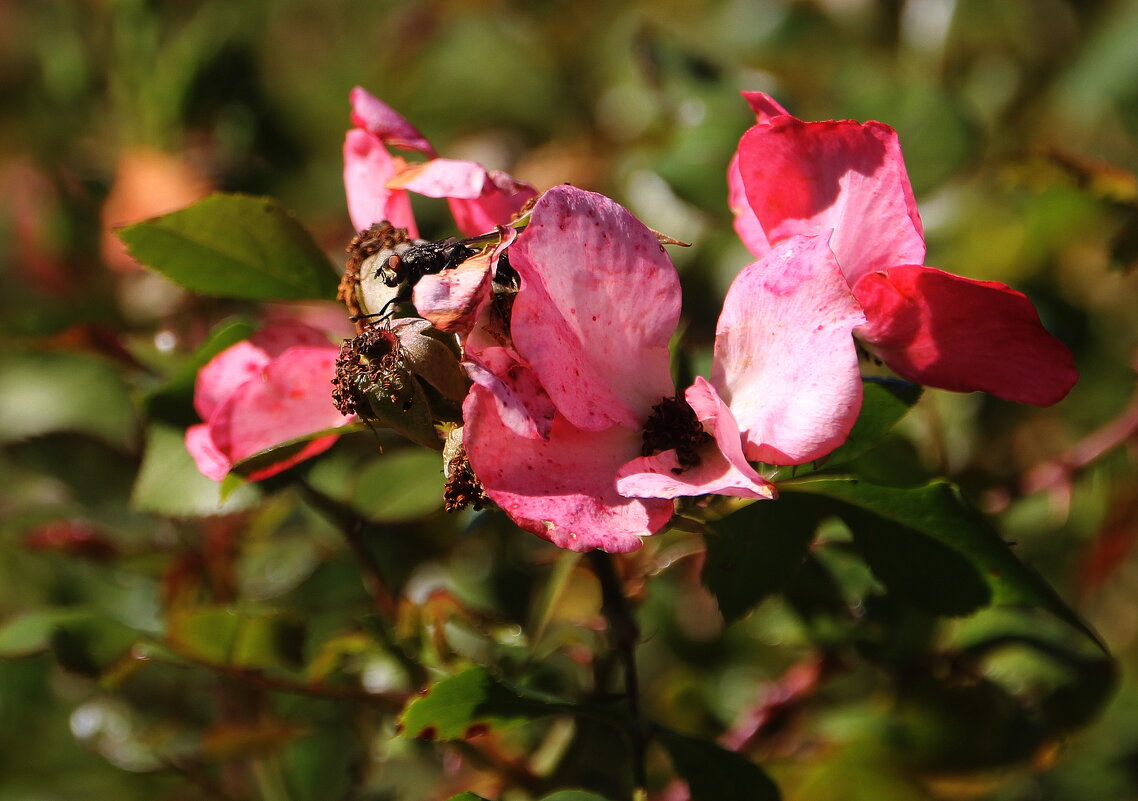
top-left (640, 395), bottom-right (711, 474)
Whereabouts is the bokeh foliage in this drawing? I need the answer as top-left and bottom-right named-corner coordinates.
top-left (2, 0), bottom-right (1138, 799)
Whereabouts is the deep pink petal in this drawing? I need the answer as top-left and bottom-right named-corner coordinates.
top-left (740, 91), bottom-right (791, 123)
top-left (248, 321), bottom-right (338, 355)
top-left (447, 170), bottom-right (538, 238)
top-left (414, 226), bottom-right (517, 333)
top-left (712, 235), bottom-right (866, 465)
top-left (193, 322), bottom-right (333, 420)
top-left (737, 116), bottom-right (925, 285)
top-left (349, 87), bottom-right (436, 156)
top-left (463, 346), bottom-right (556, 440)
top-left (343, 129), bottom-right (418, 235)
top-left (208, 346), bottom-right (352, 469)
top-left (193, 340), bottom-right (271, 420)
top-left (464, 385), bottom-right (673, 553)
top-left (853, 265), bottom-right (1078, 405)
top-left (728, 152), bottom-right (772, 258)
top-left (616, 378), bottom-right (776, 500)
top-left (509, 185), bottom-right (681, 431)
top-left (242, 435), bottom-right (342, 483)
top-left (185, 423), bottom-right (231, 482)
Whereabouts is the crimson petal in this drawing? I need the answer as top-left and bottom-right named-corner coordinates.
top-left (853, 265), bottom-right (1078, 405)
top-left (736, 116), bottom-right (925, 285)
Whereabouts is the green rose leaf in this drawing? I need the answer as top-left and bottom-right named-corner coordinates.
top-left (821, 379), bottom-right (922, 469)
top-left (0, 609), bottom-right (89, 658)
top-left (166, 605), bottom-right (305, 671)
top-left (0, 351), bottom-right (137, 448)
top-left (131, 423), bottom-right (262, 516)
top-left (783, 478), bottom-right (1102, 648)
top-left (702, 494), bottom-right (823, 623)
top-left (658, 729), bottom-right (781, 801)
top-left (350, 448), bottom-right (445, 522)
top-left (397, 666), bottom-right (568, 741)
top-left (117, 193), bottom-right (339, 301)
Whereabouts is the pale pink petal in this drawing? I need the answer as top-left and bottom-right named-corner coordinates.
top-left (617, 378), bottom-right (775, 500)
top-left (740, 91), bottom-right (791, 123)
top-left (388, 158), bottom-right (487, 198)
top-left (414, 251), bottom-right (494, 333)
top-left (728, 152), bottom-right (772, 258)
top-left (193, 340), bottom-right (271, 420)
top-left (185, 423), bottom-right (231, 482)
top-left (509, 185), bottom-right (681, 431)
top-left (414, 226), bottom-right (516, 333)
top-left (390, 160), bottom-right (538, 237)
top-left (736, 117), bottom-right (925, 285)
top-left (853, 265), bottom-right (1078, 405)
top-left (208, 346), bottom-right (352, 468)
top-left (463, 346), bottom-right (556, 440)
top-left (349, 86), bottom-right (436, 156)
top-left (464, 386), bottom-right (673, 553)
top-left (343, 129), bottom-right (418, 236)
top-left (712, 235), bottom-right (866, 465)
top-left (447, 171), bottom-right (538, 238)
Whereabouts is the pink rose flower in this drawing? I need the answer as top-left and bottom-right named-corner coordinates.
top-left (344, 88), bottom-right (537, 238)
top-left (185, 322), bottom-right (354, 482)
top-left (462, 185), bottom-right (776, 553)
top-left (344, 88), bottom-right (425, 236)
top-left (729, 92), bottom-right (1077, 406)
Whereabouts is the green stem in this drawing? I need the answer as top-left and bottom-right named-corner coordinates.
top-left (587, 551), bottom-right (647, 795)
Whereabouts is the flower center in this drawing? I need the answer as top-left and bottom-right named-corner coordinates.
top-left (443, 445), bottom-right (487, 512)
top-left (332, 326), bottom-right (408, 416)
top-left (641, 395), bottom-right (711, 474)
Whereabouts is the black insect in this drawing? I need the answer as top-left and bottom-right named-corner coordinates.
top-left (375, 238), bottom-right (478, 289)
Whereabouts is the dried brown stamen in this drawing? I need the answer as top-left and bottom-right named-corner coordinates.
top-left (641, 395), bottom-right (711, 474)
top-left (332, 326), bottom-right (408, 417)
top-left (443, 445), bottom-right (487, 512)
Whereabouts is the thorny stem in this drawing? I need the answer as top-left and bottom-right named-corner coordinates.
top-left (299, 484), bottom-right (396, 618)
top-left (139, 642), bottom-right (406, 708)
top-left (299, 483), bottom-right (429, 688)
top-left (986, 383), bottom-right (1138, 513)
top-left (587, 551), bottom-right (647, 795)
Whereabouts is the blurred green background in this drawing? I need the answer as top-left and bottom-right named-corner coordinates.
top-left (2, 0), bottom-right (1138, 799)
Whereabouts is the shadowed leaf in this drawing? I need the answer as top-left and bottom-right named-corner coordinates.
top-left (118, 193), bottom-right (339, 301)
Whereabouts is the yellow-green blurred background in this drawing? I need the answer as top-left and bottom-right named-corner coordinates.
top-left (3, 1), bottom-right (1138, 799)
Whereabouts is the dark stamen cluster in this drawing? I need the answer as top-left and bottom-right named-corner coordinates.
top-left (443, 446), bottom-right (487, 512)
top-left (490, 249), bottom-right (519, 329)
top-left (332, 326), bottom-right (407, 417)
top-left (641, 395), bottom-right (711, 474)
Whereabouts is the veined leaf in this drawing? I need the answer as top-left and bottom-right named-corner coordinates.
top-left (658, 729), bottom-right (781, 801)
top-left (783, 478), bottom-right (1104, 650)
top-left (118, 193), bottom-right (339, 301)
top-left (702, 494), bottom-right (822, 623)
top-left (822, 378), bottom-right (921, 469)
top-left (397, 666), bottom-right (569, 741)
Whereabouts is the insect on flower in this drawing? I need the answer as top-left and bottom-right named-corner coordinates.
top-left (342, 223), bottom-right (511, 322)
